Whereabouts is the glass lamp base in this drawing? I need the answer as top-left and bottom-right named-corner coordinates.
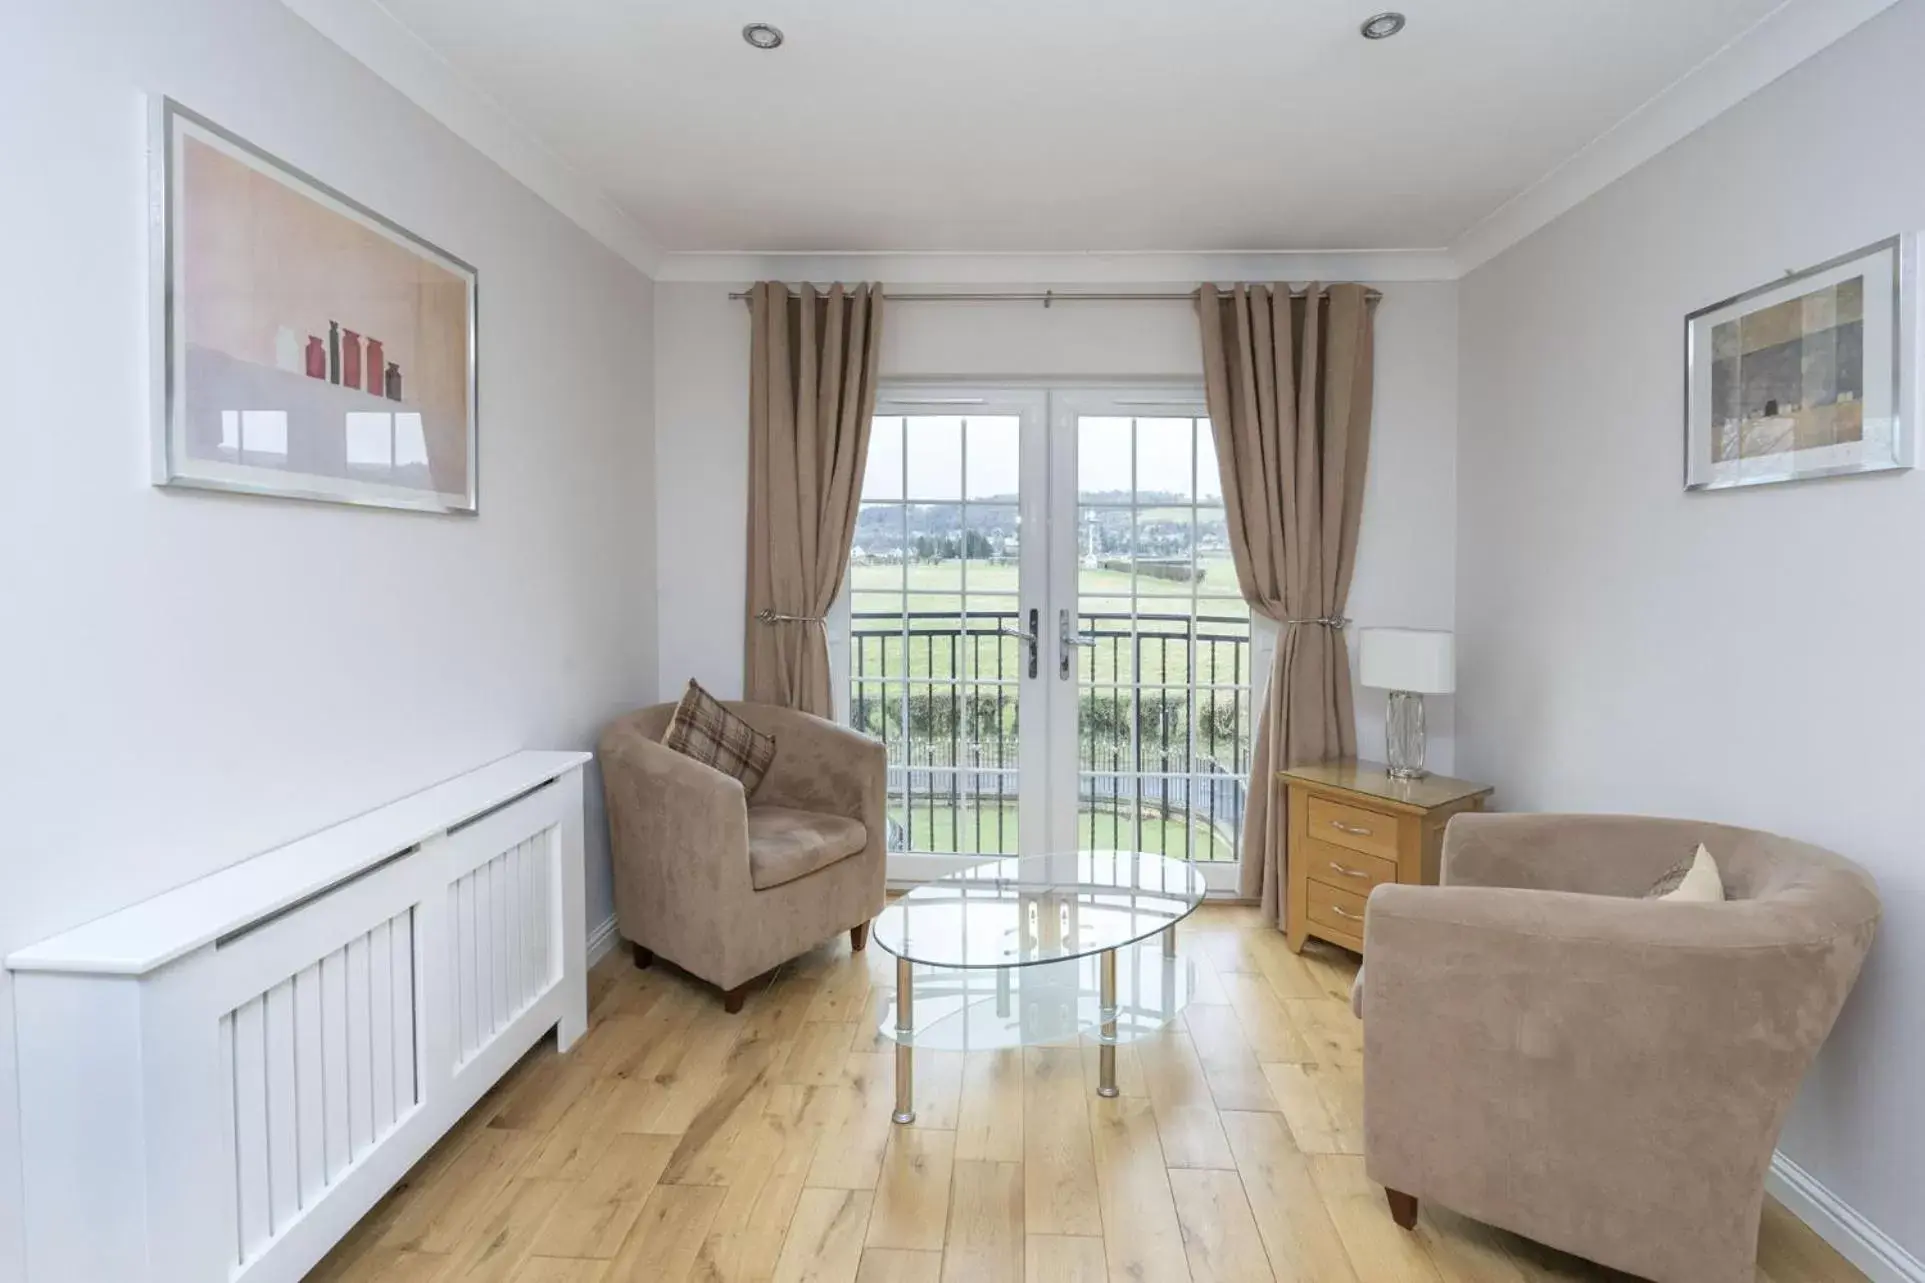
top-left (1385, 690), bottom-right (1427, 779)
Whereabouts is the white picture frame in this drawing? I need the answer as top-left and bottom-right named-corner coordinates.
top-left (1685, 234), bottom-right (1917, 491)
top-left (151, 97), bottom-right (479, 514)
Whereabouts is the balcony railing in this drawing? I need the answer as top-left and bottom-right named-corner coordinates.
top-left (849, 610), bottom-right (1250, 861)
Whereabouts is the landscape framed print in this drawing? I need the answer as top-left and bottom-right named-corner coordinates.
top-left (150, 97), bottom-right (479, 513)
top-left (1685, 234), bottom-right (1916, 491)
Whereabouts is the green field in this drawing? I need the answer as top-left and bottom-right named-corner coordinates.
top-left (849, 558), bottom-right (1252, 690)
top-left (894, 799), bottom-right (1239, 862)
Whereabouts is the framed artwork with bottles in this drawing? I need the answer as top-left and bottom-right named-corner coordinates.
top-left (150, 97), bottom-right (479, 513)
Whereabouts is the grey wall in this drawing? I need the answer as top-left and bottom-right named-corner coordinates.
top-left (1458, 0), bottom-right (1925, 1255)
top-left (0, 3), bottom-right (658, 1276)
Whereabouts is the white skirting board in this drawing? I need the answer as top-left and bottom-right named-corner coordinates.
top-left (1768, 1151), bottom-right (1925, 1283)
top-left (586, 914), bottom-right (622, 966)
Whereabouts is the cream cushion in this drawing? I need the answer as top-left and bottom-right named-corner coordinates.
top-left (1657, 843), bottom-right (1725, 902)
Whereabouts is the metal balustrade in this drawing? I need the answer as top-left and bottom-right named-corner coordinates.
top-left (849, 610), bottom-right (1250, 860)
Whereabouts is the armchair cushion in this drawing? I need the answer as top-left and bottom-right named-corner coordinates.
top-left (748, 805), bottom-right (867, 890)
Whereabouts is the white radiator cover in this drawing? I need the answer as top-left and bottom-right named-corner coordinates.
top-left (5, 751), bottom-right (591, 1283)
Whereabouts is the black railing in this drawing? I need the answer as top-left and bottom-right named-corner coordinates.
top-left (849, 610), bottom-right (1250, 860)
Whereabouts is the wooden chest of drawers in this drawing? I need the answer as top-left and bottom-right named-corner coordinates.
top-left (1278, 760), bottom-right (1493, 955)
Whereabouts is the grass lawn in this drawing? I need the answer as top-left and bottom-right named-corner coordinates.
top-left (850, 558), bottom-right (1253, 689)
top-left (895, 799), bottom-right (1238, 862)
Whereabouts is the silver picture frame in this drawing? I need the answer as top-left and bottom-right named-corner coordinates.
top-left (150, 97), bottom-right (479, 514)
top-left (1684, 234), bottom-right (1917, 491)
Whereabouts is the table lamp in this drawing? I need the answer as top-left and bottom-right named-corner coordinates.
top-left (1359, 627), bottom-right (1454, 779)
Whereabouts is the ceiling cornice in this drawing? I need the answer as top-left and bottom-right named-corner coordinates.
top-left (651, 249), bottom-right (1460, 285)
top-left (280, 0), bottom-right (663, 276)
top-left (1450, 0), bottom-right (1901, 273)
top-left (286, 0), bottom-right (1894, 285)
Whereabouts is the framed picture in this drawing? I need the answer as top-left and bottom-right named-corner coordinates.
top-left (1685, 234), bottom-right (1917, 491)
top-left (151, 98), bottom-right (478, 513)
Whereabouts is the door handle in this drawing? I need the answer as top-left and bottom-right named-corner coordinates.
top-left (1000, 608), bottom-right (1039, 678)
top-left (1058, 609), bottom-right (1096, 679)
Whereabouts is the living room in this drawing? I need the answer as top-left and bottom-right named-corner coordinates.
top-left (2, 1), bottom-right (1919, 1281)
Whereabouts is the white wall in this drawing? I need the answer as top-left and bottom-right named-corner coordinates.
top-left (1458, 0), bottom-right (1925, 1257)
top-left (0, 4), bottom-right (657, 1277)
top-left (654, 281), bottom-right (1460, 767)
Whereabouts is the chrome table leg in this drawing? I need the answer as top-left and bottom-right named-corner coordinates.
top-left (893, 956), bottom-right (916, 1124)
top-left (1164, 922), bottom-right (1176, 958)
top-left (1098, 947), bottom-right (1119, 1098)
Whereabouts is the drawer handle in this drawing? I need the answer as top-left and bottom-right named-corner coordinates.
top-left (1330, 904), bottom-right (1364, 921)
top-left (1330, 820), bottom-right (1373, 837)
top-left (1328, 861), bottom-right (1370, 880)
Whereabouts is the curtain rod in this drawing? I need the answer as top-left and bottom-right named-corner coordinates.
top-left (727, 286), bottom-right (1383, 306)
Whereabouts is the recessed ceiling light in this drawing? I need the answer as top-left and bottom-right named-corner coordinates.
top-left (742, 23), bottom-right (784, 50)
top-left (1360, 11), bottom-right (1406, 39)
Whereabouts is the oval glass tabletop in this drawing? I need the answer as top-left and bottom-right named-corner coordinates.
top-left (872, 851), bottom-right (1206, 970)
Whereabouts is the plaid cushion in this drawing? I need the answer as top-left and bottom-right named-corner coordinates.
top-left (662, 680), bottom-right (776, 796)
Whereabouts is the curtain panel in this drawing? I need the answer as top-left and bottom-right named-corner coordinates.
top-left (1197, 283), bottom-right (1376, 927)
top-left (745, 281), bottom-right (887, 718)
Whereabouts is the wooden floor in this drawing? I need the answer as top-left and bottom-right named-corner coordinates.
top-left (308, 903), bottom-right (1864, 1283)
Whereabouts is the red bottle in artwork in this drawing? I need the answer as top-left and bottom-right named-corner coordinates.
top-left (342, 329), bottom-right (363, 391)
top-left (365, 338), bottom-right (385, 392)
top-left (305, 336), bottom-right (326, 379)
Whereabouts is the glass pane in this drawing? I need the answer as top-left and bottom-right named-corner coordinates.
top-left (864, 416), bottom-right (904, 500)
top-left (1194, 607), bottom-right (1250, 686)
top-left (962, 504), bottom-right (1019, 593)
top-left (1134, 506), bottom-right (1195, 596)
top-left (1136, 690), bottom-right (1191, 774)
top-left (1078, 689), bottom-right (1133, 774)
top-left (853, 503), bottom-right (908, 573)
top-left (1133, 776), bottom-right (1193, 859)
top-left (960, 684), bottom-right (1020, 770)
top-left (849, 680), bottom-right (894, 743)
top-left (1196, 508), bottom-right (1233, 593)
top-left (1078, 775), bottom-right (1138, 852)
top-left (1192, 790), bottom-right (1241, 862)
top-left (962, 596), bottom-right (1023, 681)
top-left (1136, 418), bottom-right (1195, 501)
top-left (1078, 506), bottom-right (1133, 605)
top-left (1078, 416), bottom-right (1132, 502)
top-left (952, 781), bottom-right (1021, 855)
top-left (902, 607), bottom-right (964, 683)
top-left (1197, 419), bottom-right (1224, 503)
top-left (1132, 616), bottom-right (1193, 687)
top-left (1077, 612), bottom-right (1133, 685)
top-left (904, 504), bottom-right (964, 593)
top-left (1193, 689), bottom-right (1253, 777)
top-left (966, 416), bottom-right (1020, 500)
top-left (905, 416), bottom-right (963, 500)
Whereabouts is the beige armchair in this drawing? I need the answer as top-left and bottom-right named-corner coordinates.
top-left (599, 701), bottom-right (887, 1011)
top-left (1358, 813), bottom-right (1879, 1283)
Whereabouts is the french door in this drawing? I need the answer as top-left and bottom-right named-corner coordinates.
top-left (841, 387), bottom-right (1263, 891)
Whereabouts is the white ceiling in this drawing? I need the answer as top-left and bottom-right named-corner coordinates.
top-left (358, 0), bottom-right (1868, 262)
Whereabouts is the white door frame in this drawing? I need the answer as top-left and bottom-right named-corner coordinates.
top-left (846, 384), bottom-right (1262, 894)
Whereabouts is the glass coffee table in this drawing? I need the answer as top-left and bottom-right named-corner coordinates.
top-left (872, 851), bottom-right (1207, 1124)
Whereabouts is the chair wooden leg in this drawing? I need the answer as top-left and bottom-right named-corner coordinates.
top-left (631, 943), bottom-right (653, 970)
top-left (851, 922), bottom-right (870, 952)
top-left (1386, 1188), bottom-right (1419, 1230)
top-left (723, 984), bottom-right (748, 1014)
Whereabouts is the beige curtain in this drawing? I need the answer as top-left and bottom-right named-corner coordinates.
top-left (745, 282), bottom-right (887, 718)
top-left (1197, 283), bottom-right (1376, 928)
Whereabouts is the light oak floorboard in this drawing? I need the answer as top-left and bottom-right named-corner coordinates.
top-left (306, 912), bottom-right (1866, 1283)
top-left (856, 1247), bottom-right (945, 1283)
top-left (1170, 1166), bottom-right (1278, 1283)
top-left (943, 1160), bottom-right (1025, 1283)
top-left (866, 1129), bottom-right (956, 1251)
top-left (1023, 1234), bottom-right (1108, 1283)
top-left (773, 1187), bottom-right (874, 1283)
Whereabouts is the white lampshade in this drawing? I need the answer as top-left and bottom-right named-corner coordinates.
top-left (1359, 627), bottom-right (1455, 694)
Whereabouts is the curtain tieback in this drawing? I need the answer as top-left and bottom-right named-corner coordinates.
top-left (755, 607), bottom-right (826, 625)
top-left (1282, 615), bottom-right (1350, 629)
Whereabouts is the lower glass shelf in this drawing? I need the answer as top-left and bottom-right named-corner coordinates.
top-left (877, 937), bottom-right (1194, 1052)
